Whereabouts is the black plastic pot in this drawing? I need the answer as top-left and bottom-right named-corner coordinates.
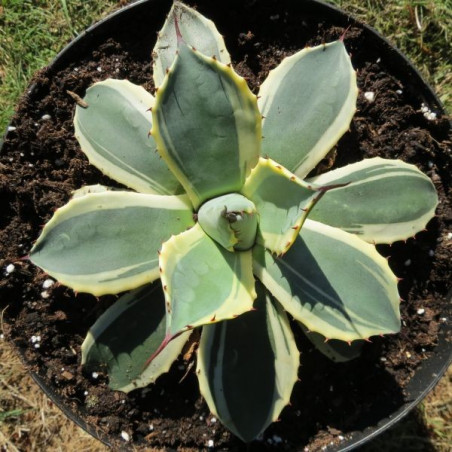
top-left (2, 0), bottom-right (451, 450)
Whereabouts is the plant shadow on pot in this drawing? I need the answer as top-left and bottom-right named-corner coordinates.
top-left (0, 0), bottom-right (450, 450)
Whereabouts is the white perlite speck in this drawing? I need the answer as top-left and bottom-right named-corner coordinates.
top-left (421, 103), bottom-right (437, 121)
top-left (7, 126), bottom-right (16, 132)
top-left (42, 278), bottom-right (55, 289)
top-left (207, 439), bottom-right (214, 448)
top-left (41, 114), bottom-right (51, 120)
top-left (91, 372), bottom-right (99, 379)
top-left (120, 431), bottom-right (130, 442)
top-left (41, 291), bottom-right (50, 299)
top-left (447, 232), bottom-right (452, 240)
top-left (364, 91), bottom-right (375, 103)
top-left (6, 264), bottom-right (15, 274)
top-left (210, 417), bottom-right (217, 424)
top-left (97, 66), bottom-right (102, 72)
top-left (417, 308), bottom-right (425, 315)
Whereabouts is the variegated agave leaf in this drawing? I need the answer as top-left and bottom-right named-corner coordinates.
top-left (30, 192), bottom-right (194, 296)
top-left (151, 38), bottom-right (261, 209)
top-left (153, 1), bottom-right (230, 88)
top-left (197, 281), bottom-right (299, 442)
top-left (258, 39), bottom-right (358, 178)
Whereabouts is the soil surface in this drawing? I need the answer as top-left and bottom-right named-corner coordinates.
top-left (0, 1), bottom-right (451, 451)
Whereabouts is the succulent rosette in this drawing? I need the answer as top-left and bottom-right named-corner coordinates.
top-left (29, 2), bottom-right (438, 442)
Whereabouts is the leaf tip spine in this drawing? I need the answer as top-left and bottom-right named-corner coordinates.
top-left (339, 25), bottom-right (350, 42)
top-left (173, 13), bottom-right (184, 45)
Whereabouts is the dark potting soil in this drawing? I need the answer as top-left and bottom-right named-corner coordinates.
top-left (0, 1), bottom-right (451, 451)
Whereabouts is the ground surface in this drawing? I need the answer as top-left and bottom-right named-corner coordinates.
top-left (0, 0), bottom-right (451, 451)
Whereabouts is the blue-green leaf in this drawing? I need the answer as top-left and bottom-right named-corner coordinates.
top-left (259, 40), bottom-right (358, 178)
top-left (307, 158), bottom-right (438, 243)
top-left (74, 79), bottom-right (182, 195)
top-left (153, 1), bottom-right (230, 87)
top-left (253, 219), bottom-right (400, 341)
top-left (30, 192), bottom-right (194, 295)
top-left (159, 224), bottom-right (256, 335)
top-left (152, 42), bottom-right (261, 209)
top-left (82, 283), bottom-right (190, 392)
top-left (197, 282), bottom-right (299, 442)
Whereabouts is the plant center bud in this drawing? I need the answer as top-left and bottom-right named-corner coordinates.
top-left (198, 193), bottom-right (258, 251)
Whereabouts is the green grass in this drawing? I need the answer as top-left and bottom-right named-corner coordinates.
top-left (0, 408), bottom-right (31, 422)
top-left (0, 0), bottom-right (118, 130)
top-left (325, 0), bottom-right (452, 111)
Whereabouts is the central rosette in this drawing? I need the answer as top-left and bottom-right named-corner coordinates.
top-left (198, 193), bottom-right (258, 251)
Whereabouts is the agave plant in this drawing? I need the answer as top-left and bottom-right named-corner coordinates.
top-left (29, 2), bottom-right (438, 442)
